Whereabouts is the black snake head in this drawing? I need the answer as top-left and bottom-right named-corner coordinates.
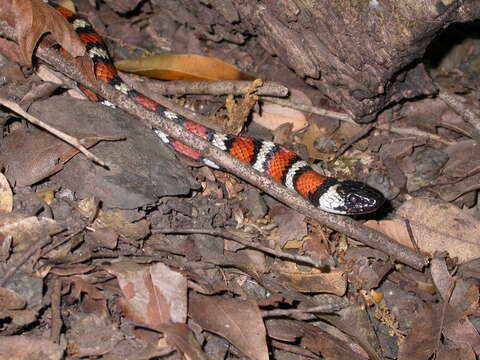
top-left (313, 179), bottom-right (385, 215)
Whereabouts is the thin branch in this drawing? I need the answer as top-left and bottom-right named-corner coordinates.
top-left (120, 73), bottom-right (289, 97)
top-left (263, 96), bottom-right (357, 124)
top-left (262, 303), bottom-right (341, 318)
top-left (437, 84), bottom-right (480, 132)
top-left (0, 20), bottom-right (429, 270)
top-left (154, 228), bottom-right (329, 269)
top-left (375, 123), bottom-right (455, 145)
top-left (50, 278), bottom-right (63, 343)
top-left (0, 97), bottom-right (109, 167)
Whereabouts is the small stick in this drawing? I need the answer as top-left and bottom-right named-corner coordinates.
top-left (262, 303), bottom-right (342, 318)
top-left (263, 97), bottom-right (357, 124)
top-left (120, 73), bottom-right (289, 97)
top-left (0, 97), bottom-right (109, 168)
top-left (437, 84), bottom-right (480, 132)
top-left (50, 278), bottom-right (63, 343)
top-left (154, 228), bottom-right (329, 269)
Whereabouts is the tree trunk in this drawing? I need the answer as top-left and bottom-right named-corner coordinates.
top-left (149, 0), bottom-right (480, 122)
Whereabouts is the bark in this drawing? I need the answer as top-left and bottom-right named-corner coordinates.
top-left (148, 0), bottom-right (480, 122)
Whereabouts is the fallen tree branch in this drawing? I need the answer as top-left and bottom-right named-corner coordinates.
top-left (0, 21), bottom-right (429, 270)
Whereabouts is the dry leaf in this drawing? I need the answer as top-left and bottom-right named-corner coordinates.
top-left (0, 173), bottom-right (13, 213)
top-left (104, 262), bottom-right (187, 327)
top-left (156, 323), bottom-right (210, 360)
top-left (398, 303), bottom-right (443, 360)
top-left (0, 336), bottom-right (63, 360)
top-left (277, 269), bottom-right (347, 295)
top-left (0, 0), bottom-right (84, 65)
top-left (67, 312), bottom-right (123, 357)
top-left (115, 54), bottom-right (255, 81)
top-left (271, 207), bottom-right (307, 247)
top-left (252, 103), bottom-right (308, 132)
top-left (267, 319), bottom-right (370, 359)
top-left (443, 140), bottom-right (480, 178)
top-left (0, 129), bottom-right (120, 187)
top-left (300, 123), bottom-right (336, 161)
top-left (35, 189), bottom-right (55, 205)
top-left (367, 198), bottom-right (480, 263)
top-left (0, 214), bottom-right (62, 251)
top-left (189, 293), bottom-right (269, 360)
top-left (91, 210), bottom-right (149, 243)
top-left (0, 288), bottom-right (26, 310)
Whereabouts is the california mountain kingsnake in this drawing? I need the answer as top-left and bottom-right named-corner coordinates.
top-left (46, 1), bottom-right (385, 215)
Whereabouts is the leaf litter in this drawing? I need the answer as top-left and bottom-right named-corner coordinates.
top-left (0, 1), bottom-right (479, 360)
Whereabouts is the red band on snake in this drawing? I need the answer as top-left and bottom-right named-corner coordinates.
top-left (46, 1), bottom-right (385, 215)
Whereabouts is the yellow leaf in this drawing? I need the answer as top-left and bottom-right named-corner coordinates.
top-left (35, 189), bottom-right (55, 205)
top-left (115, 54), bottom-right (255, 81)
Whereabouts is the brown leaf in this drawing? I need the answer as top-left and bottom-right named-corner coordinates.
top-left (0, 214), bottom-right (63, 251)
top-left (277, 269), bottom-right (347, 295)
top-left (300, 123), bottom-right (336, 161)
top-left (0, 173), bottom-right (13, 213)
top-left (156, 323), bottom-right (210, 360)
top-left (252, 103), bottom-right (308, 132)
top-left (67, 312), bottom-right (123, 357)
top-left (0, 0), bottom-right (85, 66)
top-left (0, 288), bottom-right (26, 310)
top-left (104, 262), bottom-right (187, 328)
top-left (69, 276), bottom-right (107, 313)
top-left (189, 293), bottom-right (269, 360)
top-left (0, 129), bottom-right (119, 187)
top-left (0, 309), bottom-right (37, 327)
top-left (0, 336), bottom-right (63, 360)
top-left (271, 206), bottom-right (307, 248)
top-left (115, 54), bottom-right (255, 81)
top-left (267, 319), bottom-right (370, 360)
top-left (366, 198), bottom-right (480, 263)
top-left (444, 140), bottom-right (480, 178)
top-left (91, 210), bottom-right (149, 243)
top-left (398, 303), bottom-right (443, 360)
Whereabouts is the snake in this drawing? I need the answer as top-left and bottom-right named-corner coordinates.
top-left (45, 0), bottom-right (385, 215)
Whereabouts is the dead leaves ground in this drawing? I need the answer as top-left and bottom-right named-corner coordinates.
top-left (0, 1), bottom-right (479, 359)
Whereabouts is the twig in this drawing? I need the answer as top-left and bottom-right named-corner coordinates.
top-left (120, 73), bottom-right (289, 97)
top-left (441, 183), bottom-right (480, 202)
top-left (50, 278), bottom-right (63, 343)
top-left (437, 84), bottom-right (480, 132)
top-left (375, 123), bottom-right (454, 145)
top-left (0, 20), bottom-right (429, 270)
top-left (404, 219), bottom-right (420, 253)
top-left (0, 97), bottom-right (109, 167)
top-left (262, 303), bottom-right (342, 318)
top-left (263, 97), bottom-right (358, 124)
top-left (154, 228), bottom-right (329, 269)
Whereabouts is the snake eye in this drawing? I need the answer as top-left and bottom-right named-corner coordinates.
top-left (348, 194), bottom-right (361, 205)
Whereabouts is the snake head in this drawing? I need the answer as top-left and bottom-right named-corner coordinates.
top-left (313, 179), bottom-right (385, 215)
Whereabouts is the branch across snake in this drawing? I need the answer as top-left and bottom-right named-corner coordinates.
top-left (45, 1), bottom-right (385, 215)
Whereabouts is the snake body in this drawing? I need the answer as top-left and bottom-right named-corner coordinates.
top-left (47, 1), bottom-right (385, 215)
